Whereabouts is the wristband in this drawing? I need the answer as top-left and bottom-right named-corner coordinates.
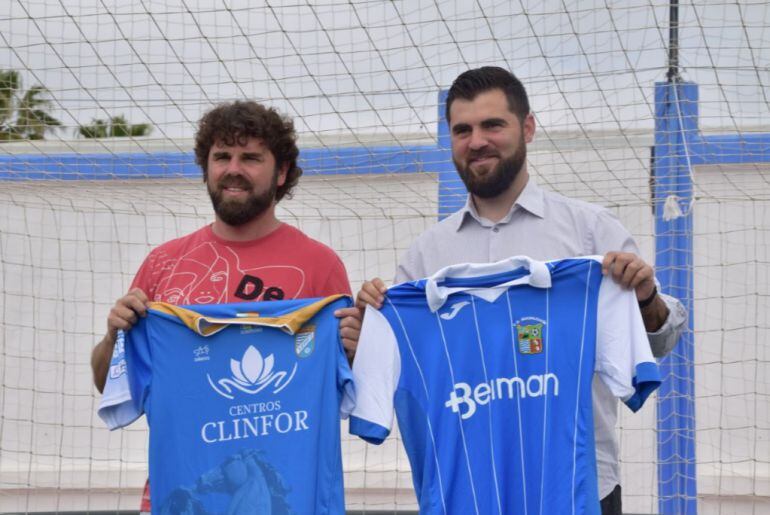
top-left (638, 286), bottom-right (658, 309)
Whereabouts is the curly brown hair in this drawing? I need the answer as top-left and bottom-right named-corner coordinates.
top-left (194, 101), bottom-right (302, 202)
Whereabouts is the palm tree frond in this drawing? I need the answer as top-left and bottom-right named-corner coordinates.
top-left (0, 70), bottom-right (61, 142)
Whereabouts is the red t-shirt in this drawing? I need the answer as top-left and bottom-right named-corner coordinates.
top-left (131, 223), bottom-right (351, 302)
top-left (132, 223), bottom-right (350, 511)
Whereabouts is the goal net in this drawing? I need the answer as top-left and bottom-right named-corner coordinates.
top-left (1, 1), bottom-right (768, 513)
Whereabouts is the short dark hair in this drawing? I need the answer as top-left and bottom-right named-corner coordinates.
top-left (445, 67), bottom-right (530, 123)
top-left (194, 100), bottom-right (302, 202)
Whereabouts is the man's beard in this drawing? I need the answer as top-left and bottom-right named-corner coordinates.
top-left (207, 172), bottom-right (277, 226)
top-left (454, 135), bottom-right (526, 199)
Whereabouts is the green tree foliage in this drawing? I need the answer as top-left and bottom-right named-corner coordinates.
top-left (78, 114), bottom-right (152, 138)
top-left (0, 70), bottom-right (62, 141)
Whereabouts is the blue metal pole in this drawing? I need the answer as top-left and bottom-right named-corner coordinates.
top-left (654, 80), bottom-right (697, 514)
top-left (437, 89), bottom-right (465, 220)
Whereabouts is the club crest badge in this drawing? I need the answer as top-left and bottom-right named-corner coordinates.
top-left (515, 317), bottom-right (546, 355)
top-left (295, 326), bottom-right (315, 358)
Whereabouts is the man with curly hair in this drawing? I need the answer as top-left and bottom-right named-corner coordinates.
top-left (91, 100), bottom-right (353, 512)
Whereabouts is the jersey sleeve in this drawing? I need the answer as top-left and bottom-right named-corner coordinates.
top-left (97, 319), bottom-right (153, 429)
top-left (594, 274), bottom-right (661, 412)
top-left (348, 305), bottom-right (401, 444)
top-left (591, 210), bottom-right (688, 359)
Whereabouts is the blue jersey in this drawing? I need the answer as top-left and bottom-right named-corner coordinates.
top-left (349, 257), bottom-right (660, 515)
top-left (99, 295), bottom-right (354, 515)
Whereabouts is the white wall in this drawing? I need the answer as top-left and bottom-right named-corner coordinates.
top-left (1, 151), bottom-right (767, 513)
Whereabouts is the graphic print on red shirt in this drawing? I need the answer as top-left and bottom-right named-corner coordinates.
top-left (131, 223), bottom-right (350, 304)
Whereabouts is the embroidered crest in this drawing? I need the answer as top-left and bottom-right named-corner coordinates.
top-left (295, 326), bottom-right (316, 358)
top-left (516, 318), bottom-right (545, 355)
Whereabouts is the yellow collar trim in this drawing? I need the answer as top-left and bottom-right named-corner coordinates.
top-left (149, 294), bottom-right (347, 337)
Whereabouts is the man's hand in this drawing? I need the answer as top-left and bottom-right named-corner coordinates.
top-left (602, 252), bottom-right (668, 332)
top-left (356, 278), bottom-right (388, 310)
top-left (601, 252), bottom-right (655, 300)
top-left (333, 278), bottom-right (388, 363)
top-left (106, 288), bottom-right (150, 339)
top-left (92, 288), bottom-right (149, 393)
top-left (335, 306), bottom-right (363, 362)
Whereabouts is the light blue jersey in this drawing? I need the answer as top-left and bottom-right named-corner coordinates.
top-left (350, 257), bottom-right (660, 515)
top-left (99, 295), bottom-right (354, 515)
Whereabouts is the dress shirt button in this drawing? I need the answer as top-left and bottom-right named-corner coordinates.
top-left (492, 226), bottom-right (500, 233)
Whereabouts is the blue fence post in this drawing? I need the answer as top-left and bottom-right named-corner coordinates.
top-left (437, 89), bottom-right (465, 220)
top-left (653, 80), bottom-right (698, 515)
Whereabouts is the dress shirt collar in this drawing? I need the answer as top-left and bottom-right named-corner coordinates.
top-left (454, 177), bottom-right (546, 231)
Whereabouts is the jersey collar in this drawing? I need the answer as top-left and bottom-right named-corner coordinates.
top-left (149, 294), bottom-right (347, 336)
top-left (423, 256), bottom-right (552, 312)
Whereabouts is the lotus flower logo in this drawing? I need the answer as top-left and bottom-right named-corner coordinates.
top-left (207, 345), bottom-right (297, 400)
top-left (231, 346), bottom-right (274, 386)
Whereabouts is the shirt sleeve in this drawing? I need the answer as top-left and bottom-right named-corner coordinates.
top-left (97, 319), bottom-right (153, 429)
top-left (128, 248), bottom-right (160, 297)
top-left (348, 305), bottom-right (401, 444)
top-left (318, 255), bottom-right (352, 296)
top-left (646, 290), bottom-right (688, 357)
top-left (395, 237), bottom-right (428, 284)
top-left (591, 208), bottom-right (637, 254)
top-left (591, 208), bottom-right (688, 357)
top-left (395, 257), bottom-right (414, 283)
top-left (594, 274), bottom-right (661, 412)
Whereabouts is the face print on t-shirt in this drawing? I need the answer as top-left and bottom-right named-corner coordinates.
top-left (151, 242), bottom-right (306, 304)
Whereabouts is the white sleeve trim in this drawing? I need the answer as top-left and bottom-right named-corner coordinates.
top-left (98, 390), bottom-right (142, 430)
top-left (350, 305), bottom-right (401, 432)
top-left (97, 331), bottom-right (142, 430)
top-left (595, 274), bottom-right (657, 401)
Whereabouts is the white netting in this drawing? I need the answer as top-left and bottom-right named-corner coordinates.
top-left (1, 1), bottom-right (768, 513)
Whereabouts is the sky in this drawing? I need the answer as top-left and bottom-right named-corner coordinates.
top-left (1, 0), bottom-right (768, 143)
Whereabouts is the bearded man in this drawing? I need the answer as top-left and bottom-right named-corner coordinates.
top-left (348, 67), bottom-right (687, 515)
top-left (91, 100), bottom-right (355, 511)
